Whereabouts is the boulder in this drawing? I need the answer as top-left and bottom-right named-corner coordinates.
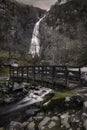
top-left (81, 113), bottom-right (87, 122)
top-left (83, 101), bottom-right (87, 113)
top-left (9, 121), bottom-right (23, 130)
top-left (83, 119), bottom-right (87, 130)
top-left (39, 117), bottom-right (51, 129)
top-left (4, 97), bottom-right (13, 104)
top-left (22, 122), bottom-right (29, 128)
top-left (33, 116), bottom-right (44, 122)
top-left (27, 122), bottom-right (35, 130)
top-left (38, 115), bottom-right (61, 130)
top-left (65, 95), bottom-right (84, 108)
top-left (48, 121), bottom-right (56, 128)
top-left (61, 113), bottom-right (70, 129)
top-left (51, 116), bottom-right (59, 121)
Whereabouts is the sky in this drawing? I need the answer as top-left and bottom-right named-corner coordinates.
top-left (16, 0), bottom-right (57, 10)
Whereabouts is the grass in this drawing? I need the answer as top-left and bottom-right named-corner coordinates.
top-left (0, 67), bottom-right (9, 76)
top-left (52, 91), bottom-right (74, 100)
top-left (0, 51), bottom-right (34, 66)
top-left (0, 51), bottom-right (9, 59)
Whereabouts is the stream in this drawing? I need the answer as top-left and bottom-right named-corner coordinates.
top-left (0, 87), bottom-right (54, 127)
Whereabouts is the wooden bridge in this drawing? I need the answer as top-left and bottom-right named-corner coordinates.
top-left (9, 65), bottom-right (82, 88)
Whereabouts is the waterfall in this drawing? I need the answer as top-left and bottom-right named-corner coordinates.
top-left (29, 17), bottom-right (43, 57)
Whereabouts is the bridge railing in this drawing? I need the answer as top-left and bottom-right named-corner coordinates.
top-left (9, 65), bottom-right (81, 87)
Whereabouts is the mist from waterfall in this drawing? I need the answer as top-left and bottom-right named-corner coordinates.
top-left (29, 17), bottom-right (43, 57)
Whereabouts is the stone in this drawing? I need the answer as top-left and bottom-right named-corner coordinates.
top-left (13, 82), bottom-right (19, 91)
top-left (36, 112), bottom-right (44, 116)
top-left (48, 121), bottom-right (56, 128)
top-left (48, 112), bottom-right (52, 115)
top-left (69, 116), bottom-right (80, 129)
top-left (27, 122), bottom-right (35, 130)
top-left (28, 117), bottom-right (33, 122)
top-left (83, 119), bottom-right (87, 130)
top-left (61, 113), bottom-right (70, 129)
top-left (9, 121), bottom-right (23, 130)
top-left (82, 113), bottom-right (87, 122)
top-left (4, 97), bottom-right (13, 104)
top-left (39, 117), bottom-right (50, 129)
top-left (33, 116), bottom-right (43, 122)
top-left (83, 101), bottom-right (87, 113)
top-left (65, 96), bottom-right (71, 102)
top-left (22, 122), bottom-right (29, 128)
top-left (51, 116), bottom-right (59, 121)
top-left (65, 95), bottom-right (84, 108)
top-left (26, 108), bottom-right (40, 116)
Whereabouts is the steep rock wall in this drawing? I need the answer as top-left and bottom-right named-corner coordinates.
top-left (40, 0), bottom-right (87, 66)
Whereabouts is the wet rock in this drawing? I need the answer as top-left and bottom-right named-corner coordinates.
top-left (39, 117), bottom-right (51, 129)
top-left (65, 95), bottom-right (84, 108)
top-left (83, 101), bottom-right (87, 113)
top-left (9, 121), bottom-right (23, 130)
top-left (13, 82), bottom-right (20, 91)
top-left (68, 114), bottom-right (81, 129)
top-left (48, 121), bottom-right (56, 128)
top-left (22, 122), bottom-right (29, 128)
top-left (26, 107), bottom-right (40, 116)
top-left (27, 122), bottom-right (35, 130)
top-left (81, 113), bottom-right (87, 122)
top-left (61, 112), bottom-right (70, 129)
top-left (51, 116), bottom-right (59, 121)
top-left (27, 117), bottom-right (33, 122)
top-left (38, 115), bottom-right (61, 130)
top-left (0, 87), bottom-right (54, 116)
top-left (83, 119), bottom-right (87, 130)
top-left (33, 116), bottom-right (43, 122)
top-left (4, 97), bottom-right (13, 104)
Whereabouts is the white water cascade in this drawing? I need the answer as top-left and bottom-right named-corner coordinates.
top-left (29, 17), bottom-right (43, 57)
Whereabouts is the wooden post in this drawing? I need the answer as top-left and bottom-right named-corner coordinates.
top-left (41, 66), bottom-right (44, 86)
top-left (21, 67), bottom-right (23, 82)
top-left (52, 66), bottom-right (55, 88)
top-left (27, 67), bottom-right (29, 82)
top-left (32, 66), bottom-right (35, 84)
top-left (13, 67), bottom-right (14, 79)
top-left (9, 66), bottom-right (12, 78)
top-left (17, 67), bottom-right (19, 80)
top-left (65, 66), bottom-right (69, 88)
top-left (79, 67), bottom-right (82, 84)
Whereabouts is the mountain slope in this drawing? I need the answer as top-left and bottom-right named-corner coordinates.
top-left (40, 0), bottom-right (87, 66)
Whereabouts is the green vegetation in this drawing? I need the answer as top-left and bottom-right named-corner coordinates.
top-left (0, 51), bottom-right (34, 66)
top-left (0, 67), bottom-right (9, 76)
top-left (0, 51), bottom-right (9, 59)
top-left (53, 91), bottom-right (74, 100)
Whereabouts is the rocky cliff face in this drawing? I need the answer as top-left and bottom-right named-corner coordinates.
top-left (40, 0), bottom-right (87, 66)
top-left (0, 0), bottom-right (46, 55)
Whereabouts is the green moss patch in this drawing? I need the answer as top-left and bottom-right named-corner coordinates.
top-left (53, 91), bottom-right (74, 100)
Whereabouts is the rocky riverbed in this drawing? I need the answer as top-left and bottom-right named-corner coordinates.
top-left (0, 82), bottom-right (87, 130)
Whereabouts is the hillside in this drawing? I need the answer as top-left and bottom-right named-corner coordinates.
top-left (40, 0), bottom-right (87, 66)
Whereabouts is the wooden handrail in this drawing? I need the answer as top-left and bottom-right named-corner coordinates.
top-left (9, 65), bottom-right (82, 87)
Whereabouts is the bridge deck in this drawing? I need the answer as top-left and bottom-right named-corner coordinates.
top-left (9, 65), bottom-right (81, 88)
